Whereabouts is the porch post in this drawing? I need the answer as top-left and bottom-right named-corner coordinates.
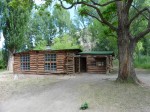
top-left (79, 57), bottom-right (80, 73)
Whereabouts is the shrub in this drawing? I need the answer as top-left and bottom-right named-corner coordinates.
top-left (0, 59), bottom-right (6, 69)
top-left (134, 55), bottom-right (150, 69)
top-left (80, 102), bottom-right (88, 110)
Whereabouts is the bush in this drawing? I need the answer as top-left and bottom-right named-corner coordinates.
top-left (134, 56), bottom-right (150, 69)
top-left (0, 59), bottom-right (6, 69)
top-left (80, 102), bottom-right (88, 110)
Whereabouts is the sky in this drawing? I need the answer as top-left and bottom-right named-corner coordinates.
top-left (0, 32), bottom-right (4, 49)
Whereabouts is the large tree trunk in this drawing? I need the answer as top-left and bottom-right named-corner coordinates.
top-left (7, 51), bottom-right (14, 71)
top-left (115, 1), bottom-right (140, 83)
top-left (116, 32), bottom-right (140, 83)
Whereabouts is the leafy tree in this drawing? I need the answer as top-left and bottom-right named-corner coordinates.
top-left (27, 9), bottom-right (57, 49)
top-left (33, 39), bottom-right (47, 50)
top-left (27, 7), bottom-right (76, 50)
top-left (72, 13), bottom-right (95, 51)
top-left (54, 0), bottom-right (150, 83)
top-left (142, 35), bottom-right (150, 56)
top-left (88, 19), bottom-right (118, 54)
top-left (2, 0), bottom-right (33, 71)
top-left (53, 7), bottom-right (75, 36)
top-left (51, 35), bottom-right (81, 50)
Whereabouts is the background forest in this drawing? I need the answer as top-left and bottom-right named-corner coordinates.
top-left (0, 0), bottom-right (150, 70)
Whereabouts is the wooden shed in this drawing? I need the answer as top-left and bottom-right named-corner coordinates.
top-left (76, 51), bottom-right (114, 74)
top-left (13, 49), bottom-right (114, 75)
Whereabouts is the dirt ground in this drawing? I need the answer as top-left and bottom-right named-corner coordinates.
top-left (0, 69), bottom-right (150, 112)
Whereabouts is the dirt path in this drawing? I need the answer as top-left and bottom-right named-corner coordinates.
top-left (0, 74), bottom-right (115, 112)
top-left (0, 70), bottom-right (150, 112)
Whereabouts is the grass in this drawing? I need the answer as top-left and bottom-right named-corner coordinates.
top-left (113, 56), bottom-right (150, 69)
top-left (79, 80), bottom-right (150, 112)
top-left (134, 56), bottom-right (150, 69)
top-left (0, 69), bottom-right (7, 72)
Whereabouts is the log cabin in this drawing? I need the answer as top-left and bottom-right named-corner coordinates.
top-left (13, 49), bottom-right (114, 75)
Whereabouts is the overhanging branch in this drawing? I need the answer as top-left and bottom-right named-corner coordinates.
top-left (85, 12), bottom-right (103, 23)
top-left (125, 0), bottom-right (133, 13)
top-left (129, 8), bottom-right (149, 26)
top-left (129, 7), bottom-right (150, 42)
top-left (58, 0), bottom-right (117, 31)
top-left (90, 0), bottom-right (116, 7)
top-left (134, 28), bottom-right (150, 42)
top-left (131, 5), bottom-right (149, 20)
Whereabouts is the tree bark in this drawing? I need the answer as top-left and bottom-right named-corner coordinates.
top-left (116, 1), bottom-right (140, 83)
top-left (7, 51), bottom-right (14, 72)
top-left (116, 34), bottom-right (140, 83)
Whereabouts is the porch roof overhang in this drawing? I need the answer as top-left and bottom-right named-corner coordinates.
top-left (78, 51), bottom-right (114, 56)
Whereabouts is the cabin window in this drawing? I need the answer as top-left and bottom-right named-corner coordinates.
top-left (96, 62), bottom-right (104, 67)
top-left (20, 54), bottom-right (30, 70)
top-left (45, 54), bottom-right (57, 71)
top-left (91, 62), bottom-right (96, 66)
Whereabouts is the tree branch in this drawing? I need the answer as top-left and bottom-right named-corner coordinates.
top-left (131, 5), bottom-right (149, 20)
top-left (134, 28), bottom-right (150, 42)
top-left (134, 13), bottom-right (150, 42)
top-left (85, 12), bottom-right (103, 23)
top-left (58, 0), bottom-right (117, 31)
top-left (125, 0), bottom-right (133, 13)
top-left (131, 8), bottom-right (150, 42)
top-left (58, 0), bottom-right (78, 9)
top-left (129, 8), bottom-right (149, 26)
top-left (90, 0), bottom-right (116, 7)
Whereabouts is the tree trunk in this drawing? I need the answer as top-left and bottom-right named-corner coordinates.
top-left (7, 51), bottom-right (14, 71)
top-left (116, 33), bottom-right (140, 83)
top-left (115, 1), bottom-right (140, 84)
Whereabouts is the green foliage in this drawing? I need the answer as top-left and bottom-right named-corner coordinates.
top-left (2, 0), bottom-right (33, 53)
top-left (78, 6), bottom-right (89, 17)
top-left (27, 9), bottom-right (56, 49)
top-left (8, 0), bottom-right (33, 10)
top-left (80, 102), bottom-right (88, 110)
top-left (65, 0), bottom-right (74, 4)
top-left (0, 59), bottom-right (6, 69)
top-left (33, 40), bottom-right (47, 50)
top-left (51, 35), bottom-right (81, 50)
top-left (136, 42), bottom-right (144, 52)
top-left (55, 4), bottom-right (62, 10)
top-left (0, 50), bottom-right (6, 69)
top-left (134, 56), bottom-right (150, 69)
top-left (142, 36), bottom-right (150, 55)
top-left (89, 19), bottom-right (117, 54)
top-left (53, 7), bottom-right (74, 36)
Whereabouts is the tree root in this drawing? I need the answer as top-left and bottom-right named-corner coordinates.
top-left (116, 76), bottom-right (141, 85)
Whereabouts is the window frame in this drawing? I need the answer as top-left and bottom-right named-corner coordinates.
top-left (20, 54), bottom-right (30, 71)
top-left (44, 53), bottom-right (57, 71)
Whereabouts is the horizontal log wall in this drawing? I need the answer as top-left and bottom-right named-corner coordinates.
top-left (13, 51), bottom-right (68, 75)
top-left (86, 55), bottom-right (107, 74)
top-left (13, 50), bottom-right (113, 75)
top-left (13, 54), bottom-right (21, 74)
top-left (56, 53), bottom-right (66, 73)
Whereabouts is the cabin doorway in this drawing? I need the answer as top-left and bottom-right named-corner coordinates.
top-left (75, 57), bottom-right (87, 73)
top-left (80, 57), bottom-right (87, 72)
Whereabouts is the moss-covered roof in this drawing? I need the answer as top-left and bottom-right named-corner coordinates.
top-left (79, 51), bottom-right (114, 55)
top-left (14, 49), bottom-right (82, 55)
